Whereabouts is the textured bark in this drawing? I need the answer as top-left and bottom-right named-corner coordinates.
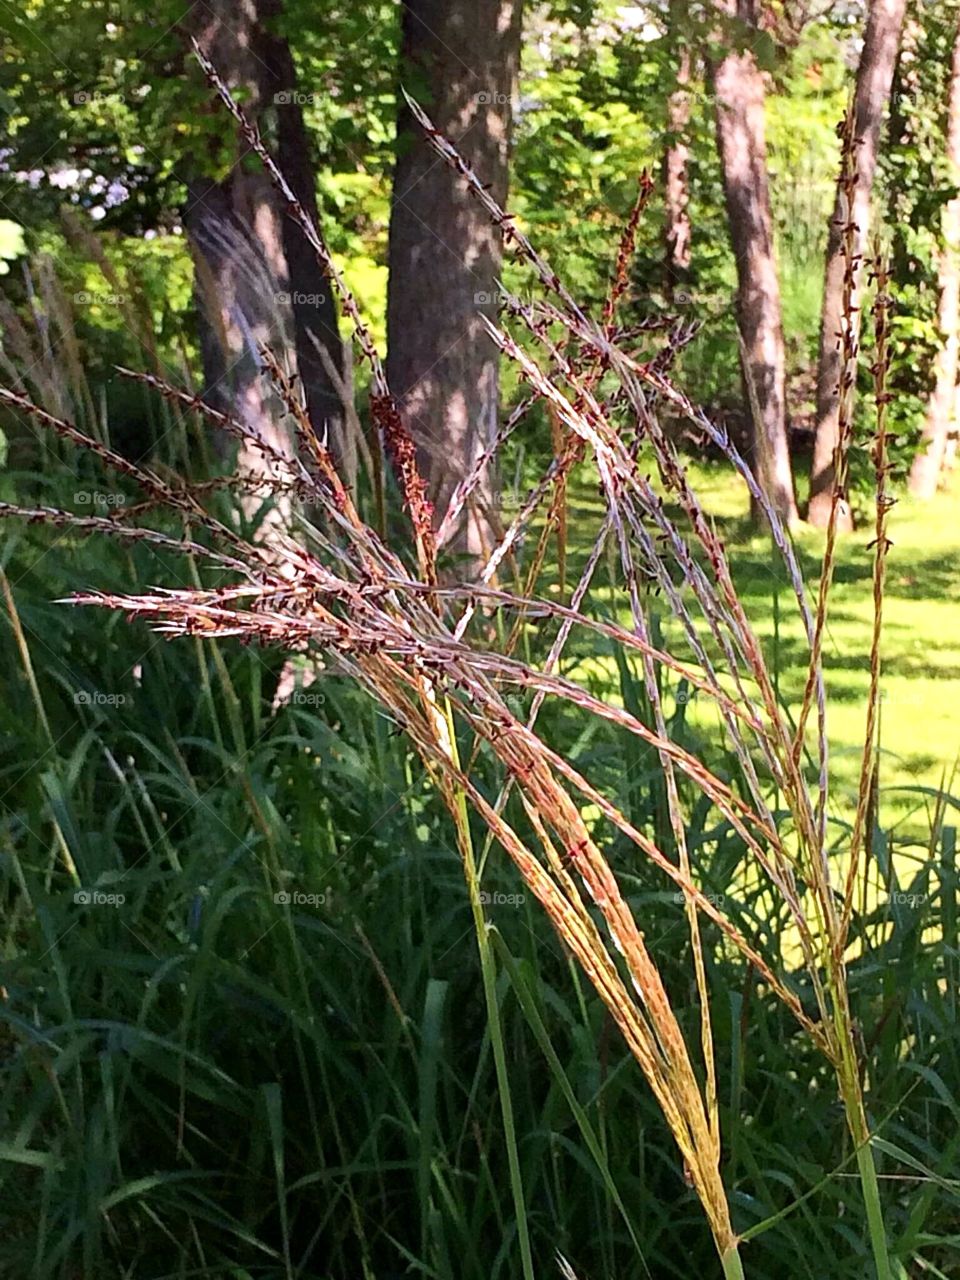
top-left (910, 14), bottom-right (960, 499)
top-left (387, 0), bottom-right (523, 562)
top-left (664, 0), bottom-right (692, 295)
top-left (710, 0), bottom-right (798, 527)
top-left (808, 0), bottom-right (908, 529)
top-left (182, 0), bottom-right (343, 475)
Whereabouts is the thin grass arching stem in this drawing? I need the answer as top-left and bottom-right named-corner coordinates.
top-left (836, 1040), bottom-right (894, 1280)
top-left (855, 1137), bottom-right (894, 1280)
top-left (437, 695), bottom-right (537, 1280)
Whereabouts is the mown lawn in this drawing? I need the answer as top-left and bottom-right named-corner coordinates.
top-left (555, 457), bottom-right (960, 835)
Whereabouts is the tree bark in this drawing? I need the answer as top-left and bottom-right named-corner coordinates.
top-left (909, 13), bottom-right (960, 499)
top-left (387, 0), bottom-right (523, 564)
top-left (808, 0), bottom-right (908, 529)
top-left (710, 0), bottom-right (798, 527)
top-left (664, 0), bottom-right (692, 297)
top-left (182, 1), bottom-right (292, 472)
top-left (182, 0), bottom-right (344, 477)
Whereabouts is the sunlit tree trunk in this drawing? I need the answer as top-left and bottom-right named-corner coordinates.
top-left (387, 0), bottom-right (523, 565)
top-left (710, 0), bottom-right (798, 527)
top-left (910, 13), bottom-right (960, 499)
top-left (808, 0), bottom-right (908, 529)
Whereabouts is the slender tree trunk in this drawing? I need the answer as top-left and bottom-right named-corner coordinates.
top-left (808, 0), bottom-right (908, 529)
top-left (664, 0), bottom-right (692, 297)
top-left (910, 14), bottom-right (960, 499)
top-left (710, 0), bottom-right (798, 527)
top-left (387, 0), bottom-right (523, 565)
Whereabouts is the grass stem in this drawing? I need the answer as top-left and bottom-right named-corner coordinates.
top-left (721, 1243), bottom-right (745, 1280)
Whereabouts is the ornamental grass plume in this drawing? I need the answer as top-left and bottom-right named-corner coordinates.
top-left (0, 48), bottom-right (900, 1280)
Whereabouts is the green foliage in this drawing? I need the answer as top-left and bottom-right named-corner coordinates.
top-left (2, 5), bottom-right (960, 1275)
top-left (883, 0), bottom-right (960, 445)
top-left (2, 460), bottom-right (960, 1276)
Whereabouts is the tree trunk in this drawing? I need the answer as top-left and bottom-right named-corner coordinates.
top-left (664, 0), bottom-right (692, 297)
top-left (182, 0), bottom-right (345, 479)
top-left (710, 0), bottom-right (798, 527)
top-left (910, 13), bottom-right (960, 499)
top-left (387, 0), bottom-right (524, 565)
top-left (182, 1), bottom-right (292, 474)
top-left (184, 169), bottom-right (294, 472)
top-left (808, 0), bottom-right (908, 529)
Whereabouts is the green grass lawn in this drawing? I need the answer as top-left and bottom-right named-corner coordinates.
top-left (556, 458), bottom-right (960, 836)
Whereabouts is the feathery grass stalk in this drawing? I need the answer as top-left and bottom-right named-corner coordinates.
top-left (833, 251), bottom-right (897, 1280)
top-left (843, 250), bottom-right (894, 935)
top-left (794, 105), bottom-right (861, 829)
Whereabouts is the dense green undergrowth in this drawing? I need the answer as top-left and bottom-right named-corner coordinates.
top-left (1, 454), bottom-right (959, 1279)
